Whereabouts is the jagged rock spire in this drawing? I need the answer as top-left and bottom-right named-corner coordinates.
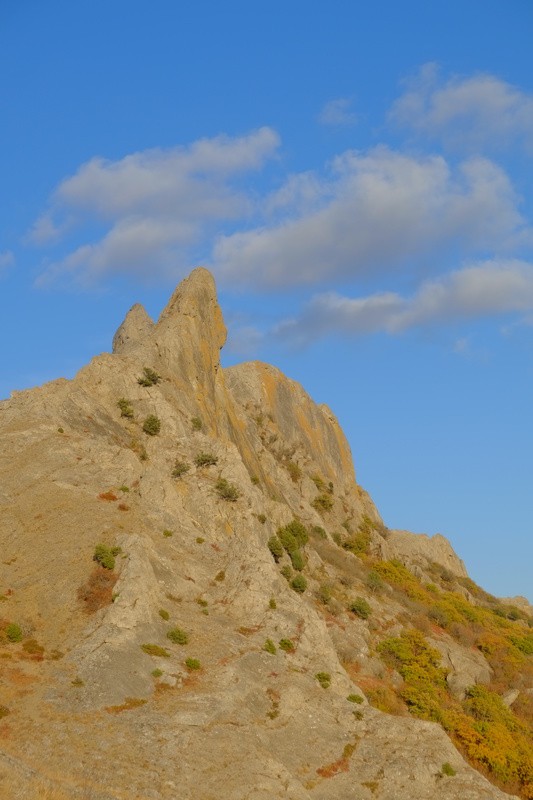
top-left (112, 303), bottom-right (154, 354)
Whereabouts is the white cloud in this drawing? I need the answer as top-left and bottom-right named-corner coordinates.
top-left (318, 97), bottom-right (357, 127)
top-left (390, 64), bottom-right (533, 151)
top-left (213, 147), bottom-right (527, 289)
top-left (276, 260), bottom-right (533, 345)
top-left (31, 128), bottom-right (280, 284)
top-left (0, 250), bottom-right (14, 275)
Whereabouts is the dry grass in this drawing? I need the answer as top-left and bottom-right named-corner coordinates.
top-left (77, 567), bottom-right (117, 613)
top-left (105, 697), bottom-right (147, 714)
top-left (97, 491), bottom-right (118, 502)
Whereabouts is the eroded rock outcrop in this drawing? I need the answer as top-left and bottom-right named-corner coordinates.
top-left (0, 269), bottom-right (527, 800)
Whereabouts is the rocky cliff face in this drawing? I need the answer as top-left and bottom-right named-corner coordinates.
top-left (0, 269), bottom-right (530, 800)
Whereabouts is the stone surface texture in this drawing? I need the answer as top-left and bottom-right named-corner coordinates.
top-left (0, 268), bottom-right (523, 800)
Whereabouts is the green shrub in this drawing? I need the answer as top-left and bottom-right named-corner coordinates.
top-left (57, 427), bottom-right (64, 433)
top-left (318, 584), bottom-right (333, 604)
top-left (269, 597), bottom-right (277, 610)
top-left (185, 658), bottom-right (201, 671)
top-left (343, 530), bottom-right (371, 555)
top-left (5, 623), bottom-right (23, 643)
top-left (194, 452), bottom-right (218, 467)
top-left (441, 762), bottom-right (456, 777)
top-left (312, 493), bottom-right (333, 513)
top-left (268, 536), bottom-right (284, 562)
top-left (315, 672), bottom-right (331, 689)
top-left (142, 415), bottom-right (161, 436)
top-left (349, 597), bottom-right (372, 619)
top-left (163, 529), bottom-right (173, 538)
top-left (137, 367), bottom-right (161, 387)
top-left (509, 632), bottom-right (533, 655)
top-left (215, 570), bottom-right (225, 582)
top-left (283, 520), bottom-right (308, 548)
top-left (366, 571), bottom-right (384, 593)
top-left (264, 639), bottom-right (277, 654)
top-left (0, 706), bottom-right (9, 719)
top-left (278, 638), bottom-right (295, 653)
top-left (167, 628), bottom-right (188, 645)
top-left (93, 544), bottom-right (116, 570)
top-left (280, 565), bottom-right (293, 581)
top-left (311, 525), bottom-right (327, 539)
top-left (215, 478), bottom-right (240, 501)
top-left (289, 549), bottom-right (305, 571)
top-left (158, 609), bottom-right (170, 620)
top-left (191, 416), bottom-right (203, 431)
top-left (278, 528), bottom-right (298, 553)
top-left (196, 537), bottom-right (205, 544)
top-left (257, 513), bottom-right (267, 524)
top-left (172, 460), bottom-right (190, 478)
top-left (119, 484), bottom-right (130, 493)
top-left (250, 474), bottom-right (260, 485)
top-left (151, 668), bottom-right (163, 678)
top-left (347, 693), bottom-right (364, 704)
top-left (291, 574), bottom-right (307, 593)
top-left (141, 643), bottom-right (170, 657)
top-left (275, 521), bottom-right (308, 556)
top-left (117, 398), bottom-right (134, 418)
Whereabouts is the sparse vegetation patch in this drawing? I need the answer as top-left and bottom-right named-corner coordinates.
top-left (172, 460), bottom-right (190, 478)
top-left (194, 452), bottom-right (218, 467)
top-left (167, 628), bottom-right (189, 645)
top-left (138, 367), bottom-right (161, 387)
top-left (215, 478), bottom-right (240, 501)
top-left (142, 414), bottom-right (161, 436)
top-left (315, 671), bottom-right (331, 689)
top-left (117, 398), bottom-right (134, 418)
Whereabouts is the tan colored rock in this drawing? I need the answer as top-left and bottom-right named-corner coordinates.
top-left (0, 268), bottom-right (522, 800)
top-left (112, 302), bottom-right (154, 354)
top-left (380, 528), bottom-right (468, 578)
top-left (431, 633), bottom-right (492, 698)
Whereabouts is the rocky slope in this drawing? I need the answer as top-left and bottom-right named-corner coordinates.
top-left (0, 269), bottom-right (531, 800)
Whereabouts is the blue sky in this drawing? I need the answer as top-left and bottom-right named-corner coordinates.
top-left (1, 0), bottom-right (532, 601)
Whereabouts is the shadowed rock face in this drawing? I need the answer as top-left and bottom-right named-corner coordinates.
top-left (0, 269), bottom-right (524, 800)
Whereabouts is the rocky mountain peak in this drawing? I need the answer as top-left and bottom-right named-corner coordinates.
top-left (112, 302), bottom-right (154, 354)
top-left (0, 268), bottom-right (530, 800)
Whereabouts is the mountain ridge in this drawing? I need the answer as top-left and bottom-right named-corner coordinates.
top-left (0, 268), bottom-right (531, 800)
